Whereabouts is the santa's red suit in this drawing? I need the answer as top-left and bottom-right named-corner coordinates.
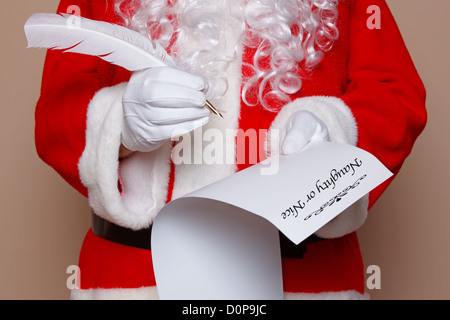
top-left (35, 0), bottom-right (426, 299)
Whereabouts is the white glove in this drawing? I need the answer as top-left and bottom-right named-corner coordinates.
top-left (280, 110), bottom-right (329, 155)
top-left (122, 67), bottom-right (210, 152)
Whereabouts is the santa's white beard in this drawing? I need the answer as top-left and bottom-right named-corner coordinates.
top-left (171, 0), bottom-right (245, 102)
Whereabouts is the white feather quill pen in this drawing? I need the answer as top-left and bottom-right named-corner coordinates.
top-left (24, 13), bottom-right (222, 117)
top-left (24, 13), bottom-right (176, 70)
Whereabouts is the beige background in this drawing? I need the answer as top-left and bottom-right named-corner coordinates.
top-left (0, 0), bottom-right (448, 300)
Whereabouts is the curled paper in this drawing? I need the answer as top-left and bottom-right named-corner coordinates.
top-left (151, 141), bottom-right (392, 299)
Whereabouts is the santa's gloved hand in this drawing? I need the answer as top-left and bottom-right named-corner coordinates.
top-left (280, 110), bottom-right (329, 155)
top-left (122, 67), bottom-right (210, 152)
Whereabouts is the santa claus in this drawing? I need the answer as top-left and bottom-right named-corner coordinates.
top-left (35, 0), bottom-right (426, 299)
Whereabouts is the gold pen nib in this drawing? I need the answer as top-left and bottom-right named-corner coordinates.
top-left (205, 100), bottom-right (224, 119)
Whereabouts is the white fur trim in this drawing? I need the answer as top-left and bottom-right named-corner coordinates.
top-left (70, 286), bottom-right (159, 300)
top-left (270, 96), bottom-right (358, 146)
top-left (270, 96), bottom-right (368, 238)
top-left (78, 83), bottom-right (172, 230)
top-left (170, 60), bottom-right (242, 199)
top-left (170, 6), bottom-right (244, 199)
top-left (70, 287), bottom-right (368, 300)
top-left (284, 290), bottom-right (370, 300)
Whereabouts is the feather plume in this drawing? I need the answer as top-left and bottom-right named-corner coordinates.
top-left (24, 13), bottom-right (224, 118)
top-left (24, 13), bottom-right (176, 71)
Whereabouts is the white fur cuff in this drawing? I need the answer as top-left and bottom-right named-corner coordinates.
top-left (78, 83), bottom-right (172, 230)
top-left (270, 96), bottom-right (358, 146)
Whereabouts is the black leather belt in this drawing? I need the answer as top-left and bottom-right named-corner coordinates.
top-left (279, 232), bottom-right (324, 258)
top-left (91, 213), bottom-right (152, 250)
top-left (91, 213), bottom-right (324, 258)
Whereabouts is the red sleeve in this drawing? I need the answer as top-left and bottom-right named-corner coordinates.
top-left (35, 0), bottom-right (120, 196)
top-left (340, 0), bottom-right (427, 207)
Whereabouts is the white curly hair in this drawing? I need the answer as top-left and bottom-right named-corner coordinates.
top-left (115, 0), bottom-right (340, 111)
